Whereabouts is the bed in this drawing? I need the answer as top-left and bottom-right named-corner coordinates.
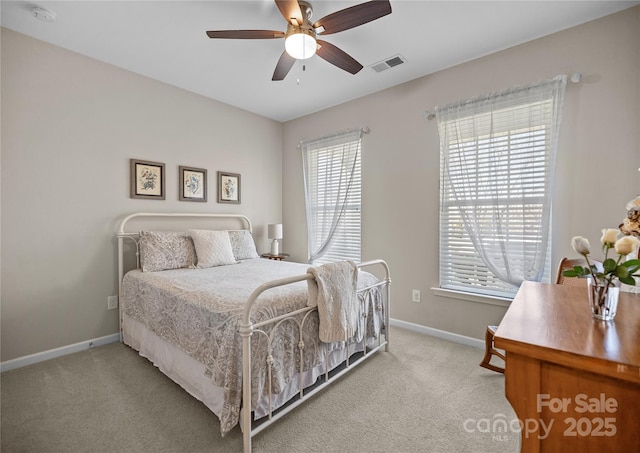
top-left (116, 212), bottom-right (391, 452)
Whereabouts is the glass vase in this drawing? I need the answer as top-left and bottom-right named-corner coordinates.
top-left (587, 277), bottom-right (620, 321)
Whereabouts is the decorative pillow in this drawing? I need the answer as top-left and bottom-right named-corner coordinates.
top-left (188, 229), bottom-right (237, 268)
top-left (138, 231), bottom-right (197, 272)
top-left (228, 230), bottom-right (259, 260)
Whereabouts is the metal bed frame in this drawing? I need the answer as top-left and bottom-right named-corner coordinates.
top-left (117, 212), bottom-right (391, 452)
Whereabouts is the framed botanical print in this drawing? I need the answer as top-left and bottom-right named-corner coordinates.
top-left (130, 159), bottom-right (165, 200)
top-left (218, 171), bottom-right (241, 204)
top-left (179, 166), bottom-right (207, 202)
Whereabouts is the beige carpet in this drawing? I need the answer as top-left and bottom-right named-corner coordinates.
top-left (1, 326), bottom-right (518, 452)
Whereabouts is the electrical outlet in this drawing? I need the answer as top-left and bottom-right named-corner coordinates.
top-left (107, 295), bottom-right (118, 310)
top-left (412, 290), bottom-right (421, 303)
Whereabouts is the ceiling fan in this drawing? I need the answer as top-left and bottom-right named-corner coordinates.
top-left (206, 0), bottom-right (392, 81)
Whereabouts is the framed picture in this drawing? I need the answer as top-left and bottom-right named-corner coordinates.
top-left (218, 171), bottom-right (241, 204)
top-left (130, 159), bottom-right (165, 200)
top-left (179, 166), bottom-right (207, 202)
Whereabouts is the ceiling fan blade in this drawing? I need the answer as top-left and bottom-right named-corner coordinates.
top-left (316, 40), bottom-right (363, 75)
top-left (274, 0), bottom-right (303, 25)
top-left (272, 51), bottom-right (297, 81)
top-left (206, 30), bottom-right (285, 39)
top-left (313, 0), bottom-right (392, 35)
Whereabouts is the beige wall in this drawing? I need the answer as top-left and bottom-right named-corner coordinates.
top-left (282, 7), bottom-right (640, 338)
top-left (1, 29), bottom-right (283, 361)
top-left (2, 6), bottom-right (639, 362)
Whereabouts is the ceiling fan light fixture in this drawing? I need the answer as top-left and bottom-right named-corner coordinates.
top-left (285, 30), bottom-right (316, 60)
top-left (207, 0), bottom-right (393, 80)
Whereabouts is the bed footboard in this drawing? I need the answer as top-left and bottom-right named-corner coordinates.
top-left (239, 259), bottom-right (391, 453)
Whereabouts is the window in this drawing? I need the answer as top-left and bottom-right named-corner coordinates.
top-left (302, 129), bottom-right (362, 264)
top-left (436, 76), bottom-right (567, 298)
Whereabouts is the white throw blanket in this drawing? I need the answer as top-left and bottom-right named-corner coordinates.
top-left (307, 260), bottom-right (359, 343)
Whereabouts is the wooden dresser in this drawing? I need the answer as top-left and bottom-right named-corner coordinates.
top-left (494, 281), bottom-right (640, 452)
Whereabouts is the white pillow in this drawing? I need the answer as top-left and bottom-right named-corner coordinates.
top-left (188, 229), bottom-right (237, 268)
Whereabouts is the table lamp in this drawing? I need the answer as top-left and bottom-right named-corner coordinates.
top-left (268, 224), bottom-right (283, 255)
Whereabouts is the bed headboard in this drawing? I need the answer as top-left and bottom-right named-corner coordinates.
top-left (116, 212), bottom-right (253, 331)
top-left (117, 211), bottom-right (252, 269)
top-left (117, 212), bottom-right (252, 236)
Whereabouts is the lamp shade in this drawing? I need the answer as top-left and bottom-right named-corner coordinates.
top-left (285, 31), bottom-right (316, 60)
top-left (268, 224), bottom-right (283, 240)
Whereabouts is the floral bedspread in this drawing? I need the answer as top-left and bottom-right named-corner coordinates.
top-left (121, 258), bottom-right (382, 435)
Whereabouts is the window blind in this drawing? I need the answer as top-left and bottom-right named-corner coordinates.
top-left (437, 77), bottom-right (566, 298)
top-left (302, 130), bottom-right (362, 265)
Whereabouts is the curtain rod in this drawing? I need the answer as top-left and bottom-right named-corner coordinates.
top-left (423, 72), bottom-right (582, 121)
top-left (297, 126), bottom-right (370, 148)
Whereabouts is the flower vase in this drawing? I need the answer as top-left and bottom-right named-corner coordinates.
top-left (587, 277), bottom-right (620, 321)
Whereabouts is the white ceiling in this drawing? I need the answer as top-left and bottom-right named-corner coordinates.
top-left (2, 0), bottom-right (638, 122)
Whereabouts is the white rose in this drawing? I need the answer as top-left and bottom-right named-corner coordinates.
top-left (601, 228), bottom-right (619, 246)
top-left (614, 236), bottom-right (640, 256)
top-left (571, 236), bottom-right (591, 255)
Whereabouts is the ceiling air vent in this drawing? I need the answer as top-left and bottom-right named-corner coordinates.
top-left (369, 54), bottom-right (406, 73)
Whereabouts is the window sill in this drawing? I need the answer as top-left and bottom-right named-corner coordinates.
top-left (431, 287), bottom-right (512, 307)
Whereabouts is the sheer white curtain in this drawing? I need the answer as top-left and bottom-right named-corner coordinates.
top-left (302, 129), bottom-right (362, 263)
top-left (436, 76), bottom-right (567, 289)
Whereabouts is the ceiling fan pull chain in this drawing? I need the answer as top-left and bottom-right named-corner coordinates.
top-left (297, 60), bottom-right (306, 86)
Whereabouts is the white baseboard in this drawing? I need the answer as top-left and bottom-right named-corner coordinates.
top-left (0, 333), bottom-right (121, 373)
top-left (389, 318), bottom-right (485, 349)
